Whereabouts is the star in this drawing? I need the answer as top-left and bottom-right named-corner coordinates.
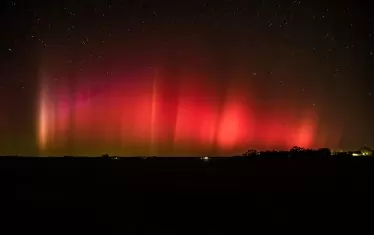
top-left (81, 37), bottom-right (89, 45)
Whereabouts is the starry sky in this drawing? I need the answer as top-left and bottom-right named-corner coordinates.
top-left (0, 0), bottom-right (373, 156)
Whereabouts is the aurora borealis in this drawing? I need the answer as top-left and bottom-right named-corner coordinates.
top-left (1, 0), bottom-right (374, 156)
top-left (37, 59), bottom-right (319, 156)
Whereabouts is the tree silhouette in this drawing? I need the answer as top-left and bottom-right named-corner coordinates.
top-left (317, 148), bottom-right (331, 156)
top-left (243, 149), bottom-right (257, 156)
top-left (102, 153), bottom-right (109, 158)
top-left (290, 146), bottom-right (305, 153)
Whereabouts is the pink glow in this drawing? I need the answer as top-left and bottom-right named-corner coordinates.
top-left (217, 92), bottom-right (254, 150)
top-left (37, 68), bottom-right (321, 156)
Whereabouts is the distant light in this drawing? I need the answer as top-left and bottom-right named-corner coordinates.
top-left (361, 151), bottom-right (372, 156)
top-left (352, 153), bottom-right (361, 157)
top-left (202, 156), bottom-right (209, 161)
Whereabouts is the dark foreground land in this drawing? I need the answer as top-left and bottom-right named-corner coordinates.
top-left (1, 155), bottom-right (374, 234)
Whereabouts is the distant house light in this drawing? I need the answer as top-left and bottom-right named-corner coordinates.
top-left (360, 147), bottom-right (373, 157)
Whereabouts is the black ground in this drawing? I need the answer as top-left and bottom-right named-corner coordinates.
top-left (0, 155), bottom-right (373, 234)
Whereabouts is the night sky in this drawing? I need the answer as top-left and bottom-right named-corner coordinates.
top-left (0, 0), bottom-right (373, 156)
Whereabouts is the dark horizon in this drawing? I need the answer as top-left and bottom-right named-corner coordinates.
top-left (1, 145), bottom-right (372, 158)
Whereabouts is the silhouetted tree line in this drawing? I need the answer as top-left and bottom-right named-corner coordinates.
top-left (243, 146), bottom-right (332, 157)
top-left (95, 146), bottom-right (371, 158)
top-left (242, 146), bottom-right (374, 158)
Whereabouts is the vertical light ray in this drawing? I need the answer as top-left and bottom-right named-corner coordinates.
top-left (217, 86), bottom-right (255, 152)
top-left (150, 69), bottom-right (159, 155)
top-left (291, 110), bottom-right (319, 148)
top-left (38, 90), bottom-right (48, 152)
top-left (37, 73), bottom-right (52, 153)
top-left (198, 103), bottom-right (218, 150)
top-left (217, 102), bottom-right (242, 150)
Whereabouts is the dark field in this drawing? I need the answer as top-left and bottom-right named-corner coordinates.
top-left (1, 155), bottom-right (373, 234)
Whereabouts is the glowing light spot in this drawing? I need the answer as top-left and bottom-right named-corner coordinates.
top-left (293, 112), bottom-right (318, 148)
top-left (217, 109), bottom-right (241, 149)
